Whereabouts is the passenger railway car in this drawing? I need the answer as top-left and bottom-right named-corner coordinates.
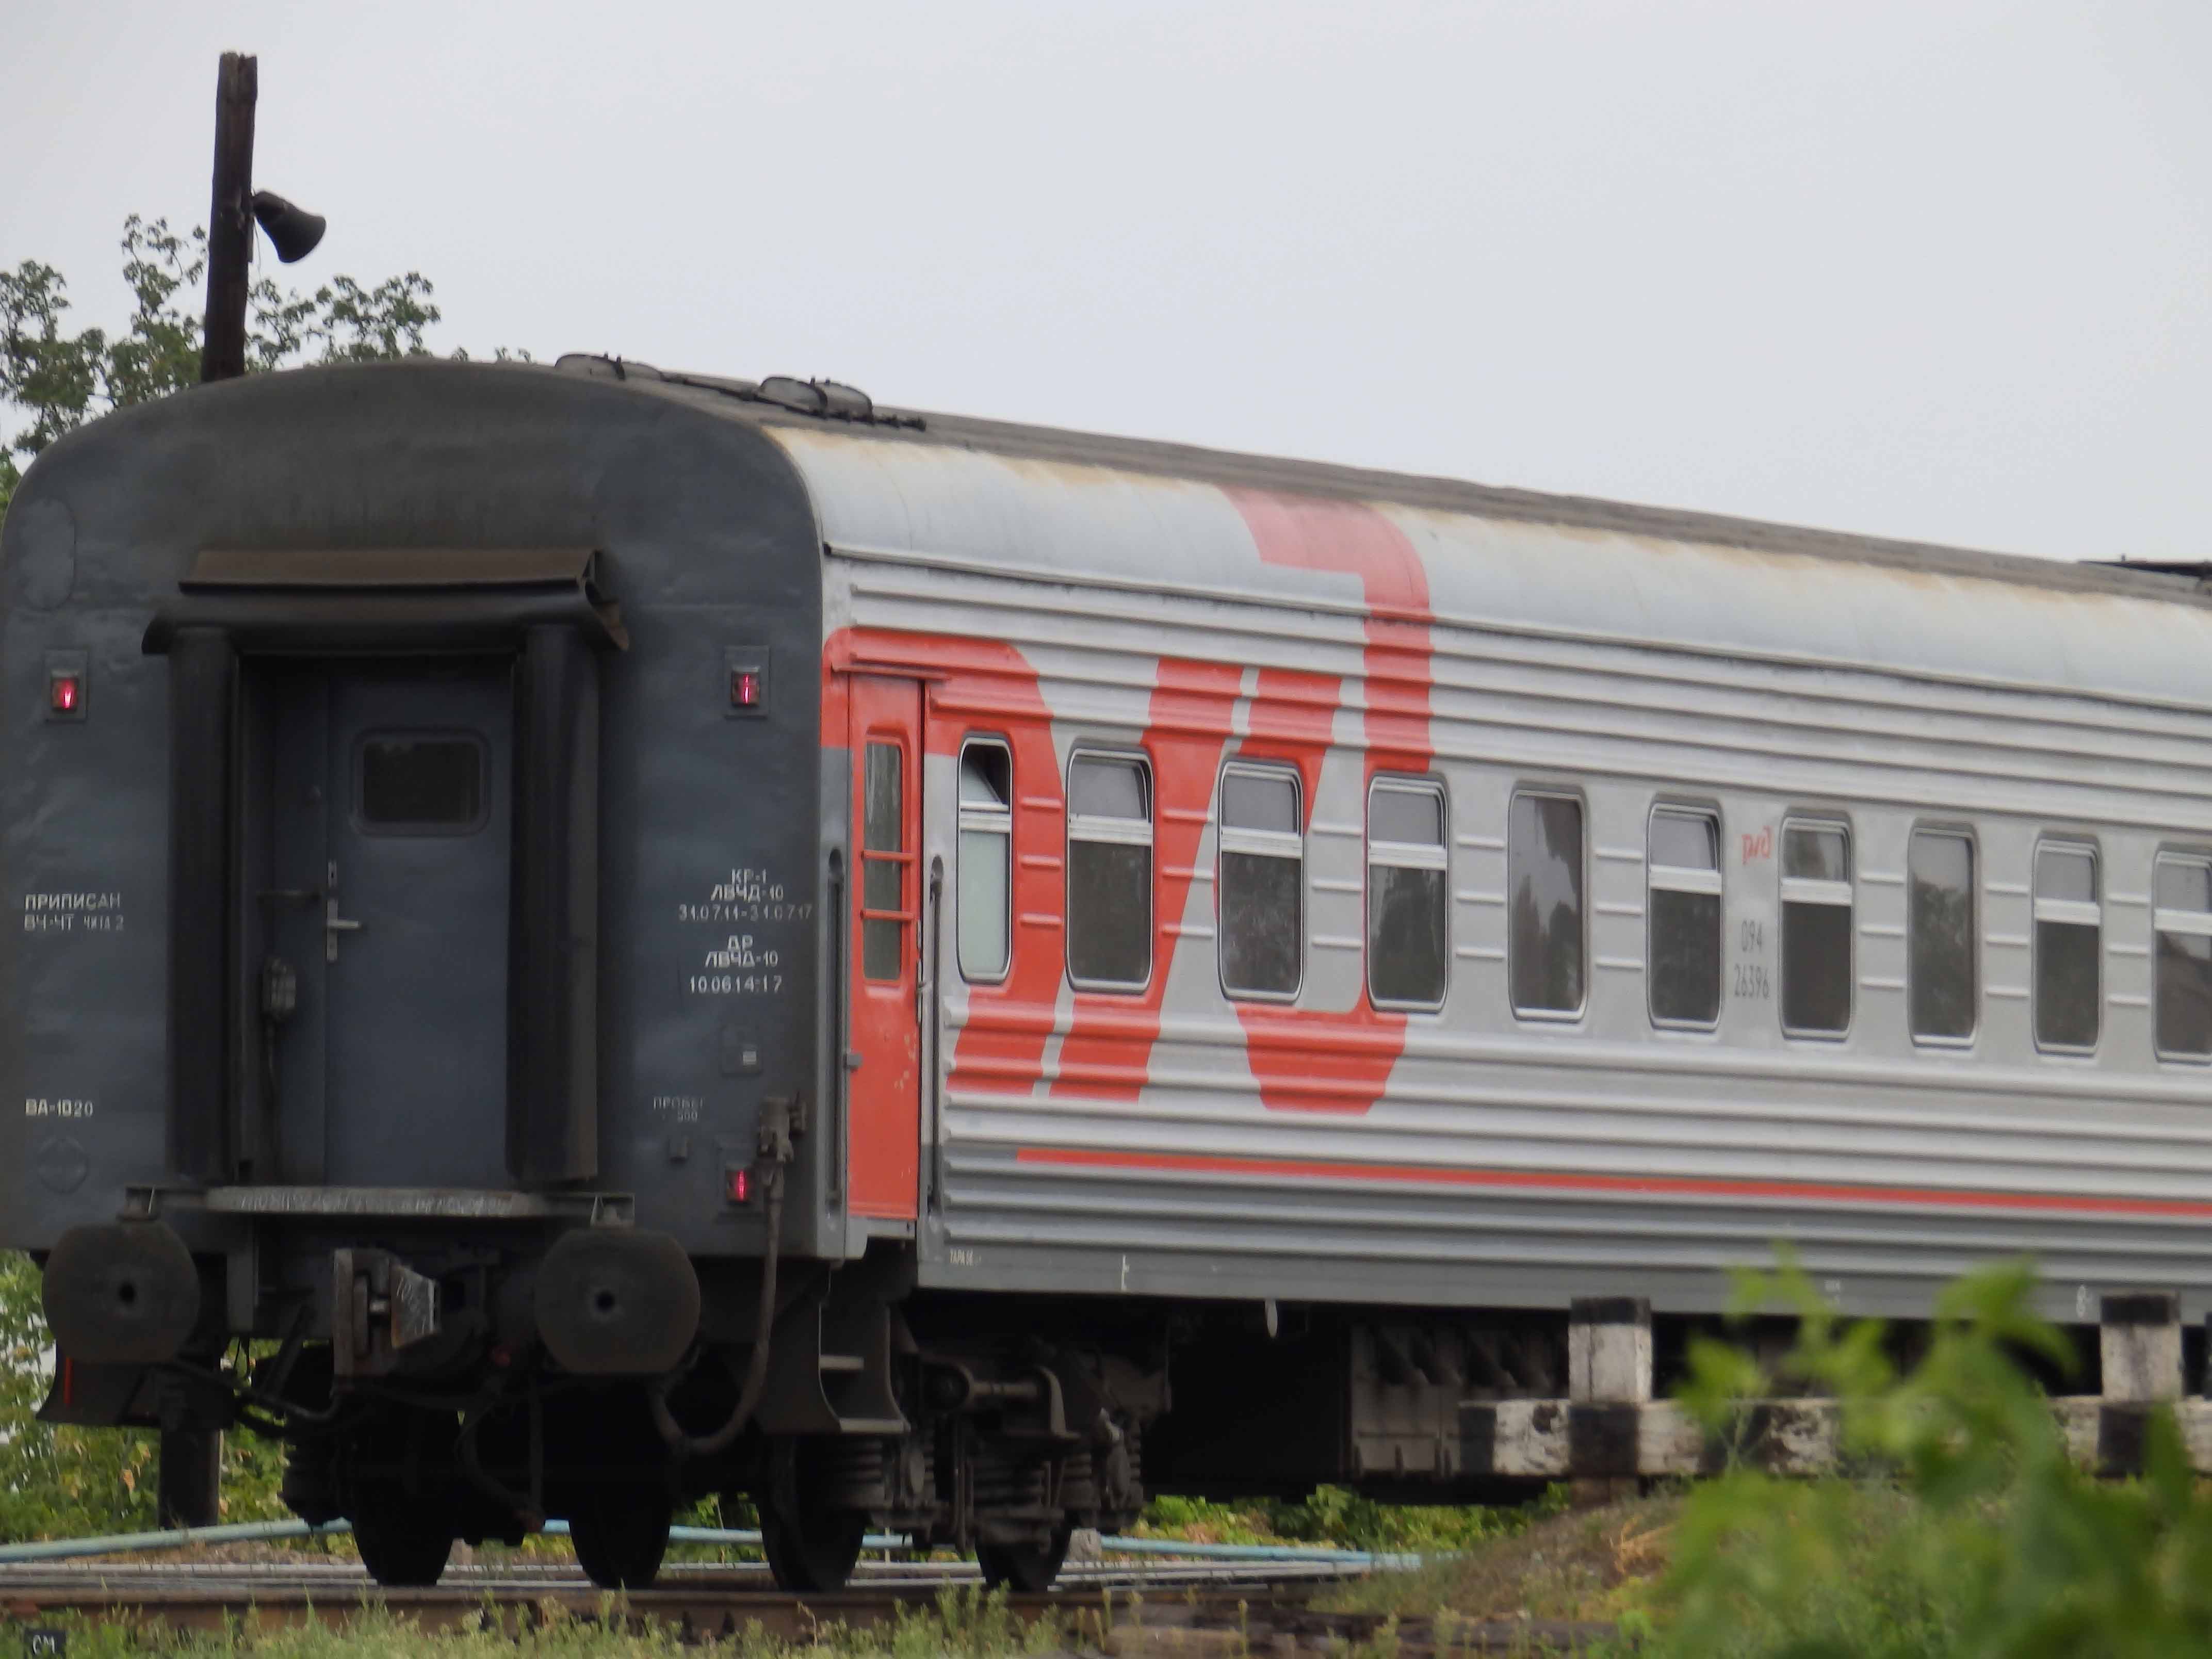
top-left (7, 355), bottom-right (2212, 1588)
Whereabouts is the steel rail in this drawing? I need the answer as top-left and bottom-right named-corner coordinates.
top-left (0, 1518), bottom-right (1406, 1568)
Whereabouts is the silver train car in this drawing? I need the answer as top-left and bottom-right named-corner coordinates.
top-left (4, 355), bottom-right (2209, 1587)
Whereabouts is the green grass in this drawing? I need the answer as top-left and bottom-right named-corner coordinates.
top-left (26, 1586), bottom-right (1071, 1659)
top-left (1135, 1485), bottom-right (1553, 1554)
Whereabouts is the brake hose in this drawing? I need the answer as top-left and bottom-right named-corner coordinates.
top-left (650, 1116), bottom-right (789, 1459)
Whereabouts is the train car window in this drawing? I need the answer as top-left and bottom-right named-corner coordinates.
top-left (1648, 806), bottom-right (1721, 1028)
top-left (1218, 763), bottom-right (1304, 1000)
top-left (1508, 790), bottom-right (1585, 1018)
top-left (1369, 777), bottom-right (1450, 1010)
top-left (957, 740), bottom-right (1013, 983)
top-left (357, 733), bottom-right (486, 834)
top-left (2153, 852), bottom-right (2212, 1060)
top-left (1908, 828), bottom-right (1977, 1043)
top-left (2034, 842), bottom-right (2100, 1052)
top-left (1780, 821), bottom-right (1852, 1037)
top-left (1067, 754), bottom-right (1153, 990)
top-left (861, 742), bottom-right (907, 981)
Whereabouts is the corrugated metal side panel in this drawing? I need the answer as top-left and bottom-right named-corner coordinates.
top-left (790, 432), bottom-right (2212, 1322)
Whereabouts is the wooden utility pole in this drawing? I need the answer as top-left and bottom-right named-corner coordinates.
top-left (157, 1428), bottom-right (221, 1531)
top-left (200, 52), bottom-right (258, 383)
top-left (158, 51), bottom-right (256, 1533)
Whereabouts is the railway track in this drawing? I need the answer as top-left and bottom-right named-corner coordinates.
top-left (0, 1555), bottom-right (1616, 1653)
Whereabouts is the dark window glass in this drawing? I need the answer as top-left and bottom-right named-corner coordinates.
top-left (958, 742), bottom-right (1012, 983)
top-left (2038, 921), bottom-right (2101, 1050)
top-left (1783, 903), bottom-right (1852, 1033)
top-left (959, 744), bottom-right (1011, 809)
top-left (2034, 844), bottom-right (2099, 1052)
top-left (1224, 853), bottom-right (1303, 996)
top-left (1068, 842), bottom-right (1151, 985)
top-left (1781, 821), bottom-right (1851, 1035)
top-left (2158, 934), bottom-right (2212, 1059)
top-left (1369, 866), bottom-right (1447, 1005)
top-left (1649, 808), bottom-right (1721, 1027)
top-left (359, 735), bottom-right (484, 832)
top-left (1509, 793), bottom-right (1584, 1015)
top-left (862, 742), bottom-right (906, 981)
top-left (1369, 778), bottom-right (1448, 1008)
top-left (1220, 767), bottom-right (1302, 998)
top-left (1908, 829), bottom-right (1976, 1041)
top-left (2156, 853), bottom-right (2212, 1059)
top-left (1652, 890), bottom-right (1722, 1023)
top-left (1067, 755), bottom-right (1152, 989)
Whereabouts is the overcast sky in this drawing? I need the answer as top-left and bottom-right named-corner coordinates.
top-left (5, 2), bottom-right (2208, 563)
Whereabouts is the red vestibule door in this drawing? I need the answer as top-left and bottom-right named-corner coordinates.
top-left (847, 675), bottom-right (923, 1219)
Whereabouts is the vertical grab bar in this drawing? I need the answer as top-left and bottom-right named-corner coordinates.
top-left (827, 849), bottom-right (846, 1208)
top-left (925, 857), bottom-right (945, 1216)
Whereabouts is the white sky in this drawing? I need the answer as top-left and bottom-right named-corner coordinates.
top-left (4, 1), bottom-right (2208, 563)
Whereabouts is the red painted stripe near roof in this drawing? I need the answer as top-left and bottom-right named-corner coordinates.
top-left (1014, 1145), bottom-right (2212, 1222)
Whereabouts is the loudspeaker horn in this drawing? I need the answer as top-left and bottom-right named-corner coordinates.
top-left (250, 190), bottom-right (327, 264)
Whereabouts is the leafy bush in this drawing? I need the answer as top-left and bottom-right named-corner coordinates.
top-left (1644, 1256), bottom-right (2212, 1658)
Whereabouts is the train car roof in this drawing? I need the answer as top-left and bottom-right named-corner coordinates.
top-left (556, 354), bottom-right (2212, 713)
top-left (555, 353), bottom-right (2197, 604)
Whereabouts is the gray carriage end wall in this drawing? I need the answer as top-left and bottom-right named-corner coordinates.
top-left (0, 362), bottom-right (830, 1262)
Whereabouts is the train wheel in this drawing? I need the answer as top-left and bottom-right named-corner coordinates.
top-left (976, 1524), bottom-right (1071, 1593)
top-left (567, 1485), bottom-right (673, 1589)
top-left (759, 1503), bottom-right (867, 1592)
top-left (351, 1486), bottom-right (453, 1587)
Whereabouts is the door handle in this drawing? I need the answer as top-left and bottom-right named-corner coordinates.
top-left (324, 896), bottom-right (364, 962)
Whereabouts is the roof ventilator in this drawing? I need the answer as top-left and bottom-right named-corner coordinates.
top-left (552, 355), bottom-right (924, 430)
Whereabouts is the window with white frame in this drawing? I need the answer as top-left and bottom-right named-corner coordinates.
top-left (1648, 806), bottom-right (1721, 1028)
top-left (1218, 763), bottom-right (1303, 999)
top-left (2155, 851), bottom-right (2212, 1060)
top-left (2033, 841), bottom-right (2099, 1052)
top-left (1066, 753), bottom-right (1153, 990)
top-left (956, 740), bottom-right (1012, 983)
top-left (1367, 776), bottom-right (1449, 1009)
top-left (1509, 790), bottom-right (1585, 1018)
top-left (1781, 820), bottom-right (1851, 1036)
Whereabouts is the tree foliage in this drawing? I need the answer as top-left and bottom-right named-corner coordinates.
top-left (0, 1253), bottom-right (285, 1538)
top-left (0, 215), bottom-right (507, 523)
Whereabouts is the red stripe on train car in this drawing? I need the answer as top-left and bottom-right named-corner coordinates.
top-left (1051, 659), bottom-right (1244, 1102)
top-left (1225, 490), bottom-right (1436, 1115)
top-left (1014, 1145), bottom-right (2212, 1220)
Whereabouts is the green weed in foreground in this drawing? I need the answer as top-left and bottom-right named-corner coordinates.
top-left (1139, 1484), bottom-right (1544, 1553)
top-left (21, 1586), bottom-right (1068, 1659)
top-left (1635, 1256), bottom-right (2212, 1659)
